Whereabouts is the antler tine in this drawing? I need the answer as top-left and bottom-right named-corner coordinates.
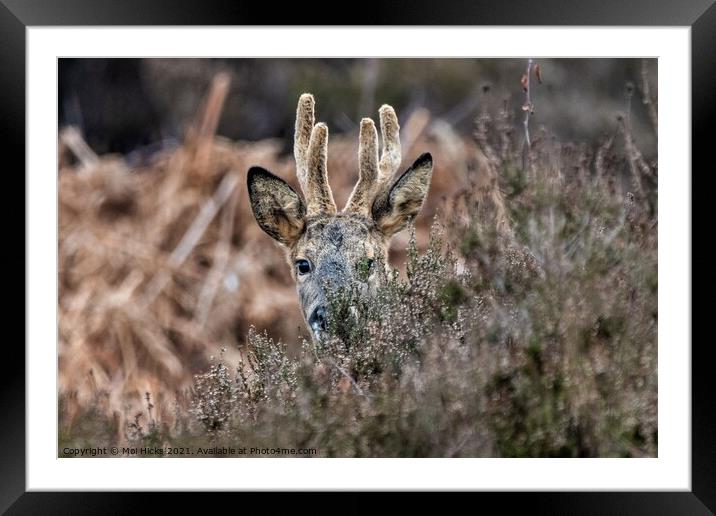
top-left (306, 122), bottom-right (337, 214)
top-left (294, 93), bottom-right (336, 215)
top-left (345, 104), bottom-right (402, 215)
top-left (378, 104), bottom-right (402, 184)
top-left (294, 93), bottom-right (315, 193)
top-left (344, 118), bottom-right (379, 215)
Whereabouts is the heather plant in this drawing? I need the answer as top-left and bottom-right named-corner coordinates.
top-left (191, 355), bottom-right (237, 434)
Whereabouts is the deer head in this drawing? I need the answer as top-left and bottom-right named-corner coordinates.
top-left (247, 93), bottom-right (433, 341)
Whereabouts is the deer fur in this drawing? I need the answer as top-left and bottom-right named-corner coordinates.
top-left (247, 93), bottom-right (434, 340)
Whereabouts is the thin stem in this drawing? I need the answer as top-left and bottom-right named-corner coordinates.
top-left (523, 58), bottom-right (533, 149)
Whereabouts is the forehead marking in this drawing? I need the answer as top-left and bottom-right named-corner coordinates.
top-left (304, 215), bottom-right (373, 246)
top-left (326, 224), bottom-right (343, 247)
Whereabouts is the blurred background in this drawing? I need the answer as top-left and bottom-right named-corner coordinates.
top-left (59, 58), bottom-right (657, 157)
top-left (58, 58), bottom-right (657, 430)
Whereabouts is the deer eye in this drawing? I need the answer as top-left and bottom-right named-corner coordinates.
top-left (295, 259), bottom-right (312, 275)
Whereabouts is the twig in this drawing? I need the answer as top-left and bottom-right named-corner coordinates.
top-left (521, 59), bottom-right (541, 174)
top-left (522, 58), bottom-right (534, 149)
top-left (140, 171), bottom-right (240, 308)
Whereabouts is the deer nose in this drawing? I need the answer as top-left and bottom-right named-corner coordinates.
top-left (309, 306), bottom-right (327, 333)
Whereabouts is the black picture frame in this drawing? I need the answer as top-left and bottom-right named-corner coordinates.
top-left (4, 0), bottom-right (711, 512)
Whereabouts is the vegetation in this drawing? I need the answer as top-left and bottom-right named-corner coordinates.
top-left (59, 93), bottom-right (657, 456)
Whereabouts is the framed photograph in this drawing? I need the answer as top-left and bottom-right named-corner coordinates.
top-left (7, 0), bottom-right (710, 511)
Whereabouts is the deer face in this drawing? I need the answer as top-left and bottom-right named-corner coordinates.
top-left (290, 213), bottom-right (386, 338)
top-left (247, 94), bottom-right (433, 341)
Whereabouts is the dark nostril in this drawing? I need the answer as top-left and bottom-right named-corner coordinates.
top-left (309, 306), bottom-right (327, 332)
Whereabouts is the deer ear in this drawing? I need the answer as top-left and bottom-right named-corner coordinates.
top-left (372, 153), bottom-right (433, 237)
top-left (247, 166), bottom-right (306, 246)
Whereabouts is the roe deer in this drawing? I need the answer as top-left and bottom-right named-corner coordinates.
top-left (247, 93), bottom-right (433, 341)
